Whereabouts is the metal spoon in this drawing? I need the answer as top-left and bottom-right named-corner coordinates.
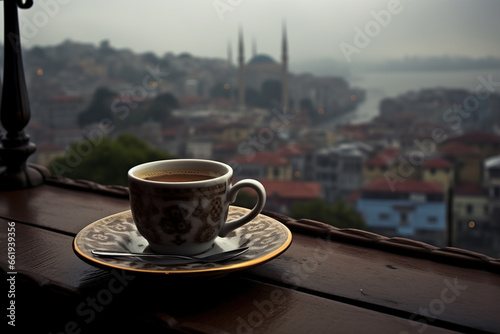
top-left (91, 247), bottom-right (249, 263)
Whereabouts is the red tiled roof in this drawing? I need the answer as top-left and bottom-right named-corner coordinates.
top-left (380, 147), bottom-right (400, 157)
top-left (363, 178), bottom-right (443, 194)
top-left (215, 142), bottom-right (238, 151)
top-left (439, 142), bottom-right (480, 156)
top-left (276, 144), bottom-right (312, 156)
top-left (366, 147), bottom-right (400, 167)
top-left (162, 127), bottom-right (179, 136)
top-left (37, 143), bottom-right (64, 152)
top-left (423, 158), bottom-right (452, 169)
top-left (342, 124), bottom-right (368, 131)
top-left (195, 121), bottom-right (227, 131)
top-left (366, 133), bottom-right (384, 140)
top-left (113, 95), bottom-right (144, 103)
top-left (347, 189), bottom-right (362, 203)
top-left (412, 121), bottom-right (443, 129)
top-left (212, 97), bottom-right (232, 107)
top-left (179, 95), bottom-right (207, 105)
top-left (341, 129), bottom-right (367, 140)
top-left (449, 131), bottom-right (500, 145)
top-left (366, 156), bottom-right (391, 167)
top-left (197, 120), bottom-right (250, 132)
top-left (454, 183), bottom-right (486, 196)
top-left (41, 128), bottom-right (81, 136)
top-left (230, 151), bottom-right (289, 166)
top-left (260, 180), bottom-right (321, 199)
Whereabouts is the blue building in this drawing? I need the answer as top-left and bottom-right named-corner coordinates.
top-left (356, 179), bottom-right (446, 247)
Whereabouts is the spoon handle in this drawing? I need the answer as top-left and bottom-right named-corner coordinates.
top-left (92, 250), bottom-right (192, 259)
top-left (91, 247), bottom-right (249, 262)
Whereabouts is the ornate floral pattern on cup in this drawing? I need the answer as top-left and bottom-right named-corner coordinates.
top-left (129, 180), bottom-right (228, 249)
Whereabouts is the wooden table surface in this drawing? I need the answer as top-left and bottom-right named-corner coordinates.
top-left (1, 171), bottom-right (499, 333)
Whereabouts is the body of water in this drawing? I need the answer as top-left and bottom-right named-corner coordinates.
top-left (323, 68), bottom-right (500, 127)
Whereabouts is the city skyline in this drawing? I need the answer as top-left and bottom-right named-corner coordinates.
top-left (1, 0), bottom-right (499, 68)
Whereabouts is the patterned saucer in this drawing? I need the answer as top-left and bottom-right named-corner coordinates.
top-left (73, 206), bottom-right (292, 276)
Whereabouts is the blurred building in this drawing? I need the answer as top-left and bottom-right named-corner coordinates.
top-left (356, 179), bottom-right (446, 247)
top-left (259, 180), bottom-right (321, 214)
top-left (229, 151), bottom-right (293, 181)
top-left (422, 158), bottom-right (454, 191)
top-left (450, 156), bottom-right (500, 257)
top-left (308, 142), bottom-right (371, 203)
top-left (452, 183), bottom-right (490, 251)
top-left (484, 155), bottom-right (500, 203)
top-left (363, 147), bottom-right (400, 182)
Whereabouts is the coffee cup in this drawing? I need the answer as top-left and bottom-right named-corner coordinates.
top-left (128, 159), bottom-right (266, 255)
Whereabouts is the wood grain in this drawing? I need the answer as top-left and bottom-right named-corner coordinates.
top-left (0, 185), bottom-right (129, 235)
top-left (0, 221), bottom-right (459, 334)
top-left (244, 234), bottom-right (500, 333)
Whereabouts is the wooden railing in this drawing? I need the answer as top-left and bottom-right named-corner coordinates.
top-left (0, 0), bottom-right (44, 190)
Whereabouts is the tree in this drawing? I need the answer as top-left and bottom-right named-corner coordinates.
top-left (48, 133), bottom-right (172, 186)
top-left (154, 92), bottom-right (179, 110)
top-left (141, 51), bottom-right (160, 65)
top-left (232, 191), bottom-right (258, 210)
top-left (78, 87), bottom-right (117, 128)
top-left (145, 92), bottom-right (179, 123)
top-left (178, 52), bottom-right (192, 59)
top-left (289, 198), bottom-right (366, 229)
top-left (120, 92), bottom-right (178, 126)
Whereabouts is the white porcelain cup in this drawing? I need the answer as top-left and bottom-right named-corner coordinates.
top-left (128, 159), bottom-right (266, 255)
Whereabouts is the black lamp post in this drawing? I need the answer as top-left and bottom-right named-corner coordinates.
top-left (0, 0), bottom-right (44, 190)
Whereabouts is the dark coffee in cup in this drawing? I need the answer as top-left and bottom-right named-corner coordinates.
top-left (138, 169), bottom-right (219, 182)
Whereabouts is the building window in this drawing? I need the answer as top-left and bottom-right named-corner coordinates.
top-left (466, 204), bottom-right (473, 215)
top-left (427, 216), bottom-right (438, 224)
top-left (317, 156), bottom-right (328, 167)
top-left (494, 187), bottom-right (500, 198)
top-left (488, 169), bottom-right (500, 178)
top-left (274, 167), bottom-right (280, 178)
top-left (379, 213), bottom-right (389, 221)
top-left (399, 212), bottom-right (408, 226)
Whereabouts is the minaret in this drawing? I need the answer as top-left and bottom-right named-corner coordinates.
top-left (281, 21), bottom-right (289, 112)
top-left (252, 38), bottom-right (257, 57)
top-left (227, 40), bottom-right (232, 67)
top-left (238, 27), bottom-right (245, 110)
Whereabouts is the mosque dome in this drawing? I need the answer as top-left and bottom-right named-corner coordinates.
top-left (248, 54), bottom-right (276, 65)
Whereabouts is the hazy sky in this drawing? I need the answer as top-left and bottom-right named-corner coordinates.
top-left (2, 0), bottom-right (499, 65)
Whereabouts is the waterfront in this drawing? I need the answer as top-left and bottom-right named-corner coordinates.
top-left (323, 68), bottom-right (500, 127)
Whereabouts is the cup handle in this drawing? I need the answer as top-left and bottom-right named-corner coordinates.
top-left (218, 179), bottom-right (266, 237)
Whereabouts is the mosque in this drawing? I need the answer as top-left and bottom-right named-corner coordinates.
top-left (226, 23), bottom-right (363, 118)
top-left (231, 23), bottom-right (289, 112)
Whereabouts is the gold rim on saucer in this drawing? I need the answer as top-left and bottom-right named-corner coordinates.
top-left (73, 206), bottom-right (292, 276)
